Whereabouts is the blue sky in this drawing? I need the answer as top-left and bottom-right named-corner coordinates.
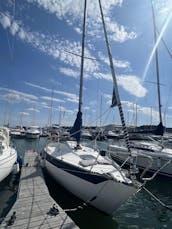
top-left (0, 0), bottom-right (172, 127)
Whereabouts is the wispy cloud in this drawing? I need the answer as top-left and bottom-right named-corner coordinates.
top-left (26, 0), bottom-right (136, 42)
top-left (59, 67), bottom-right (79, 79)
top-left (118, 75), bottom-right (147, 97)
top-left (40, 96), bottom-right (65, 103)
top-left (93, 72), bottom-right (112, 81)
top-left (122, 100), bottom-right (159, 120)
top-left (59, 67), bottom-right (147, 98)
top-left (154, 0), bottom-right (172, 15)
top-left (0, 12), bottom-right (99, 74)
top-left (27, 107), bottom-right (40, 112)
top-left (0, 86), bottom-right (38, 104)
top-left (19, 111), bottom-right (30, 116)
top-left (102, 15), bottom-right (137, 42)
top-left (83, 106), bottom-right (90, 110)
top-left (98, 52), bottom-right (131, 69)
top-left (0, 12), bottom-right (141, 100)
top-left (25, 82), bottom-right (50, 92)
top-left (25, 81), bottom-right (79, 103)
top-left (57, 105), bottom-right (73, 114)
top-left (85, 72), bottom-right (147, 98)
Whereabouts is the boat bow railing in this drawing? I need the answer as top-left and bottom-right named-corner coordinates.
top-left (141, 159), bottom-right (172, 181)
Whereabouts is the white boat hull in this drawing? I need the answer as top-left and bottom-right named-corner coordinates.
top-left (25, 133), bottom-right (40, 139)
top-left (45, 156), bottom-right (137, 215)
top-left (109, 145), bottom-right (172, 178)
top-left (0, 148), bottom-right (17, 182)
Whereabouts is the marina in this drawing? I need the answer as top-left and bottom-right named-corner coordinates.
top-left (1, 0), bottom-right (172, 228)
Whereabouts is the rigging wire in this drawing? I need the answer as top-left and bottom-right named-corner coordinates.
top-left (160, 34), bottom-right (172, 59)
top-left (63, 49), bottom-right (97, 61)
top-left (98, 0), bottom-right (138, 179)
top-left (163, 84), bottom-right (172, 126)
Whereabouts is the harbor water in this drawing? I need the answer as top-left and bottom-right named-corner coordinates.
top-left (0, 137), bottom-right (172, 228)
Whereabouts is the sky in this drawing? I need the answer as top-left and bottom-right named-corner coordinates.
top-left (0, 0), bottom-right (172, 128)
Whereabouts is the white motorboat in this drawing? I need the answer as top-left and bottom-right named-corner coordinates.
top-left (81, 129), bottom-right (93, 140)
top-left (106, 130), bottom-right (120, 139)
top-left (0, 127), bottom-right (17, 182)
top-left (25, 126), bottom-right (40, 139)
top-left (10, 127), bottom-right (26, 138)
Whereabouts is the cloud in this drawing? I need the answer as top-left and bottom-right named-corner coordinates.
top-left (121, 100), bottom-right (159, 122)
top-left (26, 0), bottom-right (136, 42)
top-left (154, 0), bottom-right (172, 15)
top-left (98, 52), bottom-right (131, 69)
top-left (25, 82), bottom-right (50, 92)
top-left (0, 12), bottom-right (138, 97)
top-left (19, 111), bottom-right (30, 116)
top-left (0, 13), bottom-right (11, 28)
top-left (40, 96), bottom-right (65, 103)
top-left (93, 72), bottom-right (112, 81)
top-left (58, 69), bottom-right (147, 99)
top-left (59, 67), bottom-right (79, 79)
top-left (117, 75), bottom-right (147, 97)
top-left (0, 13), bottom-right (99, 74)
top-left (27, 0), bottom-right (123, 20)
top-left (25, 81), bottom-right (79, 103)
top-left (104, 16), bottom-right (137, 42)
top-left (83, 106), bottom-right (90, 110)
top-left (57, 105), bottom-right (73, 114)
top-left (27, 107), bottom-right (40, 112)
top-left (0, 86), bottom-right (38, 104)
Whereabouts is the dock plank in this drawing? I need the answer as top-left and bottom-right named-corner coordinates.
top-left (0, 150), bottom-right (79, 229)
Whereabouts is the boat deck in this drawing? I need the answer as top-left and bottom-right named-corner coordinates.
top-left (0, 150), bottom-right (79, 228)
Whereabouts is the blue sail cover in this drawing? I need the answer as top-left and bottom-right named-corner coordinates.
top-left (129, 122), bottom-right (165, 136)
top-left (153, 122), bottom-right (164, 136)
top-left (70, 111), bottom-right (82, 142)
top-left (111, 86), bottom-right (118, 107)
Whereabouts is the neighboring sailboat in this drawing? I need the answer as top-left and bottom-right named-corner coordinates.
top-left (0, 127), bottom-right (17, 182)
top-left (43, 0), bottom-right (141, 215)
top-left (109, 1), bottom-right (172, 178)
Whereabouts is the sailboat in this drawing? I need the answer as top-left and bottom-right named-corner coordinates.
top-left (0, 127), bottom-right (17, 182)
top-left (109, 1), bottom-right (172, 178)
top-left (43, 0), bottom-right (141, 215)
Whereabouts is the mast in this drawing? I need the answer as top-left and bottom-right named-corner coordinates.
top-left (151, 1), bottom-right (163, 124)
top-left (78, 0), bottom-right (87, 112)
top-left (70, 0), bottom-right (87, 146)
top-left (98, 0), bottom-right (133, 159)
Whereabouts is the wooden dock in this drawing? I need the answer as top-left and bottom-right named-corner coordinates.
top-left (0, 150), bottom-right (79, 228)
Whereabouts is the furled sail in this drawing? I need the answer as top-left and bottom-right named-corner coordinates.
top-left (70, 111), bottom-right (82, 143)
top-left (129, 122), bottom-right (165, 136)
top-left (154, 122), bottom-right (164, 135)
top-left (111, 86), bottom-right (119, 107)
